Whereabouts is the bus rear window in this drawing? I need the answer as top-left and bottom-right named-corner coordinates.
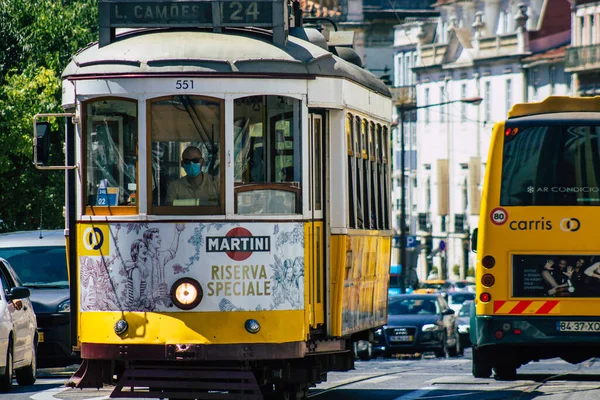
top-left (501, 124), bottom-right (600, 206)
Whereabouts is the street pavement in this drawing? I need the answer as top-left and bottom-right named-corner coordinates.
top-left (4, 349), bottom-right (600, 399)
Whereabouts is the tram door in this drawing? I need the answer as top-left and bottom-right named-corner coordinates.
top-left (308, 113), bottom-right (325, 328)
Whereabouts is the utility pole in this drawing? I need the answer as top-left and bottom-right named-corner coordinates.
top-left (398, 107), bottom-right (407, 294)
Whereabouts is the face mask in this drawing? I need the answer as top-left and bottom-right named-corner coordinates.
top-left (183, 162), bottom-right (201, 178)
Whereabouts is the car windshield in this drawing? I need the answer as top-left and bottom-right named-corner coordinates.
top-left (389, 298), bottom-right (439, 315)
top-left (448, 293), bottom-right (475, 304)
top-left (0, 246), bottom-right (68, 288)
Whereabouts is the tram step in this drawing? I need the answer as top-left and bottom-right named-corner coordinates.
top-left (111, 367), bottom-right (262, 399)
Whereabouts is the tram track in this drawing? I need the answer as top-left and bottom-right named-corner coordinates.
top-left (308, 367), bottom-right (425, 398)
top-left (507, 358), bottom-right (600, 400)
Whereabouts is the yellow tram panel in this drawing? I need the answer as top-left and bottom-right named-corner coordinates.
top-left (330, 233), bottom-right (390, 337)
top-left (80, 310), bottom-right (306, 344)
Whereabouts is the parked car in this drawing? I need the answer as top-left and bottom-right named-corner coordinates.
top-left (0, 257), bottom-right (37, 391)
top-left (0, 230), bottom-right (77, 367)
top-left (445, 291), bottom-right (476, 314)
top-left (374, 293), bottom-right (462, 358)
top-left (457, 300), bottom-right (473, 349)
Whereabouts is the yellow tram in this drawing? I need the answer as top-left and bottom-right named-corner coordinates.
top-left (34, 0), bottom-right (393, 398)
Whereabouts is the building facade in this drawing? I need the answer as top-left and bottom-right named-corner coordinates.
top-left (565, 0), bottom-right (600, 95)
top-left (394, 0), bottom-right (571, 284)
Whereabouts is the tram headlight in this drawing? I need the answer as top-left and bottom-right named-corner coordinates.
top-left (171, 278), bottom-right (203, 310)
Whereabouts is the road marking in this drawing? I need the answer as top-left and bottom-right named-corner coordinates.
top-left (362, 375), bottom-right (397, 384)
top-left (30, 385), bottom-right (110, 400)
top-left (393, 387), bottom-right (435, 400)
top-left (30, 386), bottom-right (70, 400)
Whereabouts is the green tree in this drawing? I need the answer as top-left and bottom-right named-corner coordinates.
top-left (0, 0), bottom-right (97, 230)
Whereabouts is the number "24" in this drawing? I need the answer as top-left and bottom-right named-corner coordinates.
top-left (175, 80), bottom-right (194, 90)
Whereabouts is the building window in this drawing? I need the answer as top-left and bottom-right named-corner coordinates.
top-left (506, 79), bottom-right (512, 114)
top-left (484, 81), bottom-right (491, 123)
top-left (405, 54), bottom-right (410, 86)
top-left (589, 15), bottom-right (595, 46)
top-left (413, 54), bottom-right (418, 84)
top-left (579, 16), bottom-right (585, 46)
top-left (440, 86), bottom-right (445, 123)
top-left (565, 70), bottom-right (571, 92)
top-left (461, 84), bottom-right (467, 122)
top-left (532, 69), bottom-right (538, 100)
top-left (549, 65), bottom-right (556, 94)
top-left (425, 88), bottom-right (430, 124)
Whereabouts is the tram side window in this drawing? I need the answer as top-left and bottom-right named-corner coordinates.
top-left (383, 126), bottom-right (390, 229)
top-left (234, 95), bottom-right (301, 215)
top-left (361, 120), bottom-right (371, 229)
top-left (346, 115), bottom-right (356, 228)
top-left (149, 96), bottom-right (223, 214)
top-left (370, 123), bottom-right (379, 229)
top-left (355, 117), bottom-right (364, 228)
top-left (84, 99), bottom-right (137, 210)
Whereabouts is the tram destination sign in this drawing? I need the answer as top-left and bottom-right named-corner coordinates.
top-left (99, 0), bottom-right (287, 46)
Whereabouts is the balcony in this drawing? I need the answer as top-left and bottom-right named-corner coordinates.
top-left (566, 44), bottom-right (600, 73)
top-left (391, 85), bottom-right (416, 107)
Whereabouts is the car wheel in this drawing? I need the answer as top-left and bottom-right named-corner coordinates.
top-left (358, 342), bottom-right (373, 361)
top-left (0, 339), bottom-right (12, 392)
top-left (472, 346), bottom-right (492, 378)
top-left (448, 331), bottom-right (461, 357)
top-left (435, 333), bottom-right (449, 359)
top-left (16, 335), bottom-right (36, 386)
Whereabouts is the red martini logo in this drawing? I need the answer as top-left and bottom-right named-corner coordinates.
top-left (206, 227), bottom-right (270, 261)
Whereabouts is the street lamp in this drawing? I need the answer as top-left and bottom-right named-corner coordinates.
top-left (396, 96), bottom-right (482, 293)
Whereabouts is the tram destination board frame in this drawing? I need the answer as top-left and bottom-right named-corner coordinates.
top-left (99, 0), bottom-right (288, 47)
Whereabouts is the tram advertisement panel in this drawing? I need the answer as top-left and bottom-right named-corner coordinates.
top-left (512, 254), bottom-right (600, 298)
top-left (78, 222), bottom-right (304, 312)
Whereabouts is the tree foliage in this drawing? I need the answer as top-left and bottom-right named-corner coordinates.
top-left (0, 0), bottom-right (97, 231)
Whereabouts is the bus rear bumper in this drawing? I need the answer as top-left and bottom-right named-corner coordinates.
top-left (471, 315), bottom-right (600, 364)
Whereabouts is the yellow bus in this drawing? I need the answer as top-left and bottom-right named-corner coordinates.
top-left (471, 96), bottom-right (600, 380)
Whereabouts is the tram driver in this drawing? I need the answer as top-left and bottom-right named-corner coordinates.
top-left (166, 146), bottom-right (218, 206)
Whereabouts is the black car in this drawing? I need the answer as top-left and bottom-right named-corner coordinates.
top-left (457, 300), bottom-right (473, 349)
top-left (0, 230), bottom-right (79, 367)
top-left (375, 293), bottom-right (462, 357)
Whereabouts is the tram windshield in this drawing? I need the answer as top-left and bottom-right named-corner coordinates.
top-left (82, 94), bottom-right (302, 216)
top-left (234, 95), bottom-right (302, 215)
top-left (85, 99), bottom-right (137, 208)
top-left (150, 96), bottom-right (223, 214)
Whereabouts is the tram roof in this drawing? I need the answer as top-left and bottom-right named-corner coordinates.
top-left (63, 28), bottom-right (391, 97)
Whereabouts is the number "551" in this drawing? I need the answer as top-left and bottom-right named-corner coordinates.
top-left (175, 79), bottom-right (194, 90)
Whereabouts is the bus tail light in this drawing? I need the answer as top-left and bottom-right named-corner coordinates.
top-left (494, 330), bottom-right (504, 340)
top-left (482, 255), bottom-right (495, 268)
top-left (513, 329), bottom-right (522, 335)
top-left (480, 292), bottom-right (491, 303)
top-left (481, 273), bottom-right (495, 287)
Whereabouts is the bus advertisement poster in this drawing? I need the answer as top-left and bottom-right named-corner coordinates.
top-left (512, 254), bottom-right (600, 298)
